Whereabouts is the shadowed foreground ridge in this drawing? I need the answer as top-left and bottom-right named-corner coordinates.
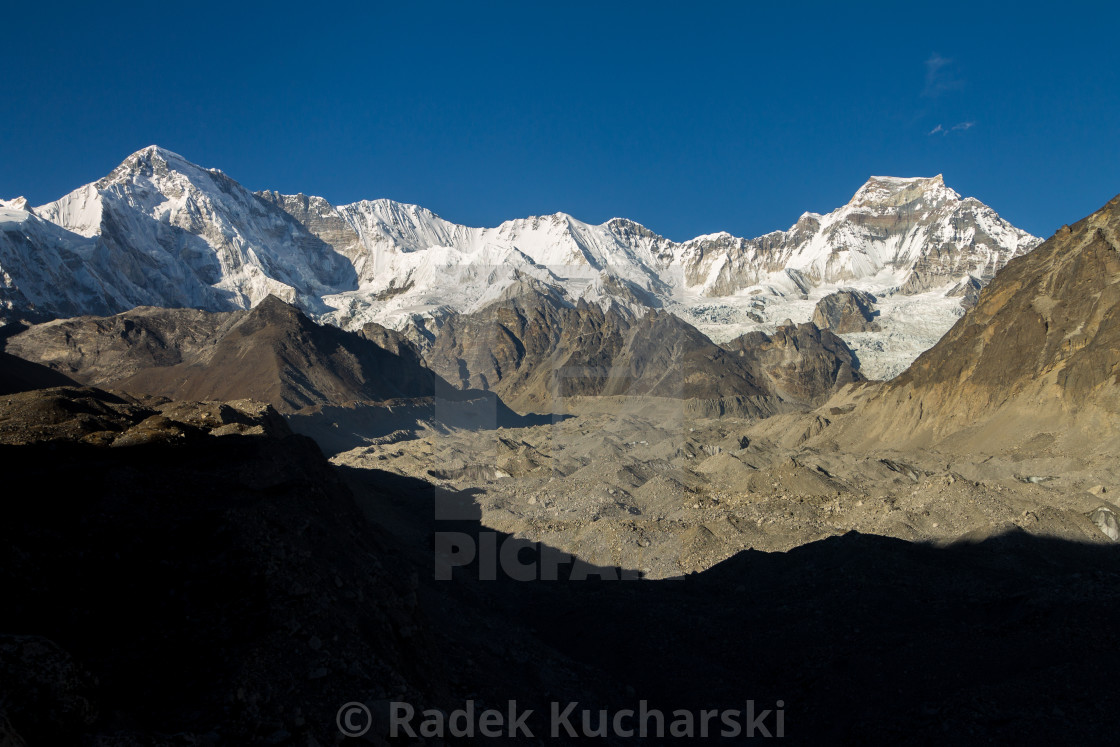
top-left (1, 386), bottom-right (1119, 744)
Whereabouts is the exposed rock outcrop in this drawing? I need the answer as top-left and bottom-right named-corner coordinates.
top-left (946, 274), bottom-right (983, 309)
top-left (724, 321), bottom-right (862, 404)
top-left (423, 287), bottom-right (863, 412)
top-left (811, 290), bottom-right (880, 333)
top-left (424, 289), bottom-right (781, 413)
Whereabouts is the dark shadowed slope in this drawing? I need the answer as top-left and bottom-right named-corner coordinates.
top-left (0, 386), bottom-right (621, 744)
top-left (0, 351), bottom-right (77, 395)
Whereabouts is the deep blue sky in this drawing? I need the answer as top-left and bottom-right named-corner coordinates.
top-left (2, 1), bottom-right (1118, 241)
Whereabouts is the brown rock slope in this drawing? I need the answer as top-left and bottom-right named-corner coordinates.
top-left (425, 289), bottom-right (777, 412)
top-left (425, 286), bottom-right (861, 413)
top-left (6, 296), bottom-right (440, 413)
top-left (723, 321), bottom-right (862, 403)
top-left (836, 193), bottom-right (1120, 451)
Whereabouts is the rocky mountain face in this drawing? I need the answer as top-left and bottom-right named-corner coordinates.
top-left (946, 274), bottom-right (984, 309)
top-left (3, 297), bottom-right (558, 455)
top-left (826, 193), bottom-right (1120, 451)
top-left (420, 284), bottom-right (860, 413)
top-left (811, 290), bottom-right (880, 333)
top-left (5, 296), bottom-right (440, 413)
top-left (2, 148), bottom-right (1039, 379)
top-left (3, 278), bottom-right (863, 425)
top-left (424, 289), bottom-right (774, 413)
top-left (722, 322), bottom-right (862, 404)
top-left (263, 174), bottom-right (1039, 361)
top-left (677, 175), bottom-right (1036, 296)
top-left (256, 190), bottom-right (367, 265)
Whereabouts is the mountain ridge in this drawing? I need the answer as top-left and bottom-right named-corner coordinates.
top-left (4, 295), bottom-right (442, 413)
top-left (3, 146), bottom-right (1040, 378)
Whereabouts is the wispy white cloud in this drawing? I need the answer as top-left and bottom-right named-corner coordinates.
top-left (920, 55), bottom-right (971, 136)
top-left (928, 121), bottom-right (976, 136)
top-left (923, 53), bottom-right (963, 98)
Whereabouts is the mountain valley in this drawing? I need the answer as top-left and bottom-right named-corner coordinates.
top-left (2, 148), bottom-right (1118, 745)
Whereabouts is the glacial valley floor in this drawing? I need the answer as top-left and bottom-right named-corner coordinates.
top-left (332, 395), bottom-right (1120, 579)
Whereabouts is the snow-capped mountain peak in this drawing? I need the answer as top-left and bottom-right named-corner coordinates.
top-left (2, 146), bottom-right (1041, 376)
top-left (0, 197), bottom-right (30, 211)
top-left (849, 174), bottom-right (955, 208)
top-left (16, 146), bottom-right (357, 317)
